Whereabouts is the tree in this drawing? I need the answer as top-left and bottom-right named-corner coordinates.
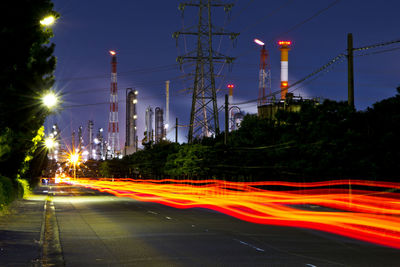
top-left (0, 1), bottom-right (58, 184)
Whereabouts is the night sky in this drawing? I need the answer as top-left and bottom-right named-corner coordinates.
top-left (47, 0), bottom-right (400, 147)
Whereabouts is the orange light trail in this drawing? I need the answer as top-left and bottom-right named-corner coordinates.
top-left (64, 178), bottom-right (400, 249)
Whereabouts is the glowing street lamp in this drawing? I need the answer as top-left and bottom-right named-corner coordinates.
top-left (44, 137), bottom-right (56, 149)
top-left (42, 91), bottom-right (58, 109)
top-left (68, 152), bottom-right (80, 179)
top-left (40, 15), bottom-right (56, 26)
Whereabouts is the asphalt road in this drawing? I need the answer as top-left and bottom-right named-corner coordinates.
top-left (2, 184), bottom-right (400, 266)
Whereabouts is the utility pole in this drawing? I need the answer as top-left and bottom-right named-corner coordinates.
top-left (347, 33), bottom-right (354, 108)
top-left (175, 117), bottom-right (178, 143)
top-left (174, 1), bottom-right (239, 143)
top-left (224, 94), bottom-right (228, 145)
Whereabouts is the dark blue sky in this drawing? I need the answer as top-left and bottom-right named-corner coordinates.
top-left (48, 0), bottom-right (400, 147)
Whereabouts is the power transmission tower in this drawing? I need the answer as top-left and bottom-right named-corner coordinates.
top-left (174, 0), bottom-right (239, 143)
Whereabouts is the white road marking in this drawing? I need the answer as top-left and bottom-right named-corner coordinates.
top-left (147, 211), bottom-right (158, 215)
top-left (306, 264), bottom-right (317, 267)
top-left (165, 216), bottom-right (172, 220)
top-left (234, 238), bottom-right (265, 252)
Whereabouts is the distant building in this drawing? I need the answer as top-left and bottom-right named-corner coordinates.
top-left (258, 93), bottom-right (320, 120)
top-left (125, 88), bottom-right (138, 155)
top-left (155, 107), bottom-right (165, 143)
top-left (142, 106), bottom-right (154, 145)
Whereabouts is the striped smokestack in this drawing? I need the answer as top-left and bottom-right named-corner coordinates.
top-left (278, 41), bottom-right (291, 100)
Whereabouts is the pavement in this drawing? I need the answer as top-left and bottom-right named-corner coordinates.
top-left (0, 187), bottom-right (46, 266)
top-left (1, 184), bottom-right (400, 266)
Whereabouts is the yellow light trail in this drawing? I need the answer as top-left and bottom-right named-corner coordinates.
top-left (63, 178), bottom-right (400, 249)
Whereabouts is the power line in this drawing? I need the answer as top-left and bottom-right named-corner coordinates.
top-left (356, 46), bottom-right (400, 57)
top-left (233, 0), bottom-right (342, 61)
top-left (232, 52), bottom-right (346, 106)
top-left (240, 0), bottom-right (294, 34)
top-left (56, 63), bottom-right (193, 82)
top-left (270, 0), bottom-right (341, 41)
top-left (354, 39), bottom-right (400, 52)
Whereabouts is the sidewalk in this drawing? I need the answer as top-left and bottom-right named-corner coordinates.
top-left (0, 187), bottom-right (47, 266)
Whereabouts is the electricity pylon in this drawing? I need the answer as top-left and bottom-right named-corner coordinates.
top-left (174, 0), bottom-right (239, 143)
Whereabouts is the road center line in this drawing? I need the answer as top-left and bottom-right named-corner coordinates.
top-left (234, 238), bottom-right (265, 252)
top-left (147, 210), bottom-right (158, 215)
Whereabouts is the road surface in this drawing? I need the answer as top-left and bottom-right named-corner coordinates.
top-left (1, 184), bottom-right (399, 266)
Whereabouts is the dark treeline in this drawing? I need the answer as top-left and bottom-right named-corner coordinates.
top-left (101, 88), bottom-right (400, 182)
top-left (1, 1), bottom-right (58, 206)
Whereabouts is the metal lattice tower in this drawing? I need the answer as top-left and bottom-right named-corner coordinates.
top-left (174, 0), bottom-right (239, 143)
top-left (107, 50), bottom-right (120, 158)
top-left (258, 45), bottom-right (272, 106)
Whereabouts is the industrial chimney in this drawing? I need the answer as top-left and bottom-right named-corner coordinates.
top-left (278, 41), bottom-right (292, 100)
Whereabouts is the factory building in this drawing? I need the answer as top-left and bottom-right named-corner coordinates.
top-left (257, 40), bottom-right (319, 119)
top-left (124, 88), bottom-right (138, 156)
top-left (155, 107), bottom-right (165, 143)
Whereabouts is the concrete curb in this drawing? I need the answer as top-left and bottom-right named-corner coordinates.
top-left (40, 193), bottom-right (65, 266)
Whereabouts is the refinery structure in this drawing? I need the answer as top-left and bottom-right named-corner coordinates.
top-left (107, 50), bottom-right (120, 158)
top-left (257, 40), bottom-right (320, 120)
top-left (44, 1), bottom-right (323, 178)
top-left (45, 37), bottom-right (314, 164)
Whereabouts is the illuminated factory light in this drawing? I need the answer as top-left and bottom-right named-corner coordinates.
top-left (133, 99), bottom-right (138, 104)
top-left (109, 50), bottom-right (116, 56)
top-left (254, 38), bottom-right (265, 46)
top-left (278, 41), bottom-right (291, 46)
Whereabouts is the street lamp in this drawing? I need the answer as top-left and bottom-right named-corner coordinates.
top-left (68, 152), bottom-right (80, 180)
top-left (44, 136), bottom-right (56, 149)
top-left (42, 91), bottom-right (58, 109)
top-left (40, 15), bottom-right (56, 26)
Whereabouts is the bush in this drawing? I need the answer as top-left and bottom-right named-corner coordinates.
top-left (0, 175), bottom-right (16, 208)
top-left (16, 178), bottom-right (31, 198)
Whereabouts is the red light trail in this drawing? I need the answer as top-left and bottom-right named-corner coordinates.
top-left (65, 178), bottom-right (400, 249)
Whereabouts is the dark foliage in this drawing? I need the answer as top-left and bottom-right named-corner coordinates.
top-left (98, 90), bottom-right (400, 182)
top-left (0, 1), bottom-right (58, 185)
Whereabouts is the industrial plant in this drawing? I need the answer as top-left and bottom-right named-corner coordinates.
top-left (44, 2), bottom-right (319, 175)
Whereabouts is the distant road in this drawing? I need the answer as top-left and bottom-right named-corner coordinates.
top-left (27, 184), bottom-right (400, 266)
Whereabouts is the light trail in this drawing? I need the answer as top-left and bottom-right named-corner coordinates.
top-left (64, 178), bottom-right (400, 249)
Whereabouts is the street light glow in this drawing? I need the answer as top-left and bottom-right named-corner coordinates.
top-left (69, 153), bottom-right (79, 164)
top-left (109, 50), bottom-right (116, 56)
top-left (42, 92), bottom-right (58, 109)
top-left (44, 137), bottom-right (56, 149)
top-left (254, 38), bottom-right (265, 46)
top-left (40, 15), bottom-right (56, 26)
